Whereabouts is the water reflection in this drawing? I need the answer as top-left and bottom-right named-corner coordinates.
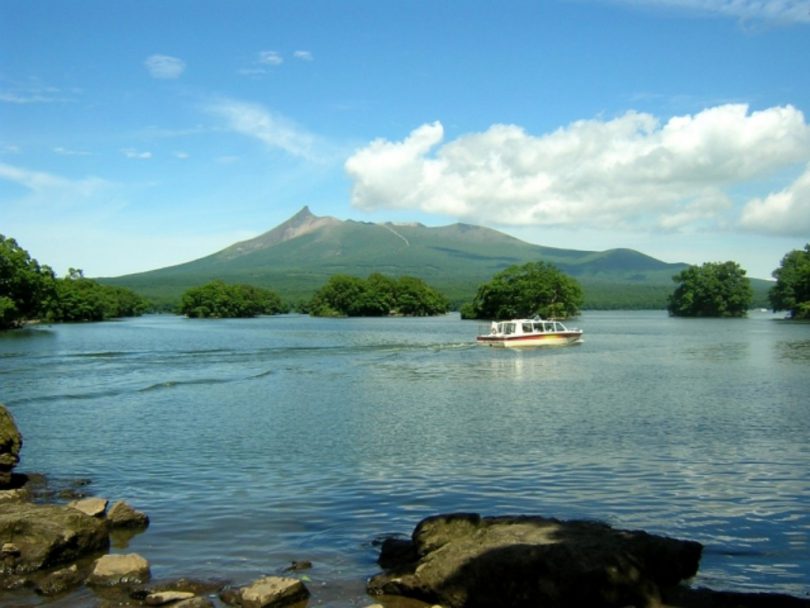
top-left (777, 339), bottom-right (810, 362)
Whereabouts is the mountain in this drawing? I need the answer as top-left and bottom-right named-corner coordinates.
top-left (104, 206), bottom-right (693, 308)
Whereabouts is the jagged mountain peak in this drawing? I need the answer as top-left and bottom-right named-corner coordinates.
top-left (217, 206), bottom-right (343, 259)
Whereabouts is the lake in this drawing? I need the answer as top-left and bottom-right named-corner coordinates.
top-left (1, 311), bottom-right (809, 605)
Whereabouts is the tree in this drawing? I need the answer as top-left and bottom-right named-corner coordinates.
top-left (769, 244), bottom-right (810, 319)
top-left (179, 280), bottom-right (286, 318)
top-left (307, 273), bottom-right (449, 317)
top-left (307, 275), bottom-right (370, 317)
top-left (667, 261), bottom-right (752, 317)
top-left (0, 235), bottom-right (56, 329)
top-left (394, 276), bottom-right (449, 316)
top-left (462, 262), bottom-right (583, 320)
top-left (43, 270), bottom-right (149, 322)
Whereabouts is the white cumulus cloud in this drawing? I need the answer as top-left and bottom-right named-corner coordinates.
top-left (345, 104), bottom-right (810, 235)
top-left (144, 54), bottom-right (186, 79)
top-left (740, 163), bottom-right (810, 236)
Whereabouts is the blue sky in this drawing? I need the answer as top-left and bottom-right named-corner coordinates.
top-left (2, 0), bottom-right (809, 280)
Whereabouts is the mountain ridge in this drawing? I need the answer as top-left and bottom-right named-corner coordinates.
top-left (103, 207), bottom-right (697, 308)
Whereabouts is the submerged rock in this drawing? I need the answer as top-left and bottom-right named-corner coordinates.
top-left (144, 589), bottom-right (196, 605)
top-left (230, 575), bottom-right (310, 608)
top-left (34, 563), bottom-right (85, 596)
top-left (369, 513), bottom-right (703, 608)
top-left (132, 577), bottom-right (227, 606)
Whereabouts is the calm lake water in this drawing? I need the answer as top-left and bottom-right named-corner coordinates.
top-left (1, 311), bottom-right (809, 605)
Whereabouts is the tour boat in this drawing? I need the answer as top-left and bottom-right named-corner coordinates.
top-left (476, 318), bottom-right (583, 348)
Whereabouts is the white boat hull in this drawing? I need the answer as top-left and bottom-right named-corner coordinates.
top-left (476, 332), bottom-right (582, 348)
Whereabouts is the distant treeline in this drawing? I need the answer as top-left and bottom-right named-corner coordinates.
top-left (2, 235), bottom-right (150, 329)
top-left (4, 233), bottom-right (806, 327)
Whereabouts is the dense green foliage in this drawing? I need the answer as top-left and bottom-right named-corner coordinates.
top-left (667, 261), bottom-right (753, 317)
top-left (462, 262), bottom-right (584, 320)
top-left (179, 280), bottom-right (287, 318)
top-left (769, 243), bottom-right (810, 319)
top-left (307, 273), bottom-right (449, 317)
top-left (1, 235), bottom-right (56, 329)
top-left (1, 237), bottom-right (148, 329)
top-left (47, 269), bottom-right (149, 322)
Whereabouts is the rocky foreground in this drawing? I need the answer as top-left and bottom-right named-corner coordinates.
top-left (370, 513), bottom-right (810, 608)
top-left (3, 403), bottom-right (810, 608)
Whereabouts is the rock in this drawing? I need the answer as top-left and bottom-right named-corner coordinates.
top-left (68, 496), bottom-right (109, 517)
top-left (87, 553), bottom-right (150, 586)
top-left (34, 563), bottom-right (85, 596)
top-left (107, 499), bottom-right (150, 528)
top-left (145, 589), bottom-right (196, 605)
top-left (369, 513), bottom-right (703, 608)
top-left (0, 485), bottom-right (30, 503)
top-left (219, 586), bottom-right (242, 605)
top-left (0, 502), bottom-right (110, 576)
top-left (0, 404), bottom-right (23, 488)
top-left (237, 575), bottom-right (310, 608)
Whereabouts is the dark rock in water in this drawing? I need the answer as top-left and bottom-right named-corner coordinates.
top-left (376, 536), bottom-right (418, 569)
top-left (369, 513), bottom-right (703, 608)
top-left (34, 563), bottom-right (86, 596)
top-left (0, 502), bottom-right (110, 579)
top-left (284, 559), bottom-right (313, 572)
top-left (0, 404), bottom-right (23, 488)
top-left (107, 499), bottom-right (150, 529)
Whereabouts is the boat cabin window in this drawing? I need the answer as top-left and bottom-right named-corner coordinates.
top-left (522, 323), bottom-right (533, 333)
top-left (532, 322), bottom-right (544, 332)
top-left (503, 323), bottom-right (516, 335)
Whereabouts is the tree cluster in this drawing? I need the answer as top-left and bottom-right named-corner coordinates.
top-left (49, 269), bottom-right (149, 322)
top-left (770, 244), bottom-right (810, 319)
top-left (306, 273), bottom-right (449, 317)
top-left (179, 280), bottom-right (287, 318)
top-left (667, 261), bottom-right (753, 318)
top-left (461, 262), bottom-right (583, 320)
top-left (1, 236), bottom-right (148, 330)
